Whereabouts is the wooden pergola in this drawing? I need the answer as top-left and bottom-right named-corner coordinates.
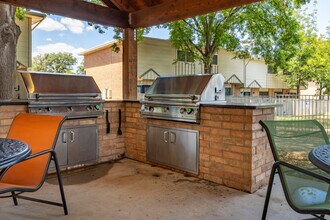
top-left (0, 0), bottom-right (262, 99)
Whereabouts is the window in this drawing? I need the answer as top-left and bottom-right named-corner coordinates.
top-left (137, 85), bottom-right (151, 93)
top-left (267, 66), bottom-right (274, 74)
top-left (242, 92), bottom-right (251, 96)
top-left (225, 88), bottom-right (232, 96)
top-left (177, 50), bottom-right (194, 63)
top-left (259, 92), bottom-right (269, 97)
top-left (212, 55), bottom-right (218, 65)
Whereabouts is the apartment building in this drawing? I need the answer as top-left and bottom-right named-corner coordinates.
top-left (81, 37), bottom-right (295, 100)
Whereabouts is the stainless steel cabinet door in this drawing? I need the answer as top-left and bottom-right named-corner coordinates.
top-left (147, 125), bottom-right (199, 174)
top-left (147, 126), bottom-right (170, 164)
top-left (169, 129), bottom-right (198, 174)
top-left (67, 125), bottom-right (98, 165)
top-left (50, 129), bottom-right (68, 168)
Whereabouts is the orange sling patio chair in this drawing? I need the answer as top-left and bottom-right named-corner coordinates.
top-left (0, 113), bottom-right (68, 215)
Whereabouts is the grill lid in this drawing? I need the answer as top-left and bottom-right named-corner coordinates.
top-left (19, 71), bottom-right (101, 100)
top-left (146, 74), bottom-right (212, 97)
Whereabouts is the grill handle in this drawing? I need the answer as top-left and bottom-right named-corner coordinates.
top-left (146, 94), bottom-right (196, 100)
top-left (170, 132), bottom-right (176, 143)
top-left (69, 130), bottom-right (75, 143)
top-left (164, 131), bottom-right (169, 143)
top-left (62, 132), bottom-right (67, 143)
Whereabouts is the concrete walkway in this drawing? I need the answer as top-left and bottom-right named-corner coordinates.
top-left (1, 159), bottom-right (311, 220)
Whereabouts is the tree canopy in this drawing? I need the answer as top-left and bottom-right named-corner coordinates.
top-left (31, 52), bottom-right (77, 73)
top-left (164, 0), bottom-right (309, 74)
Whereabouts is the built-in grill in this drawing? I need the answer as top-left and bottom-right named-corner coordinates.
top-left (16, 71), bottom-right (104, 119)
top-left (140, 74), bottom-right (225, 123)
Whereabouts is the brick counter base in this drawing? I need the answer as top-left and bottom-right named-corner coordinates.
top-left (125, 102), bottom-right (274, 193)
top-left (0, 102), bottom-right (126, 164)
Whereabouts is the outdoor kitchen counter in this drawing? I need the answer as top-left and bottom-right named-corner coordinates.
top-left (125, 101), bottom-right (275, 193)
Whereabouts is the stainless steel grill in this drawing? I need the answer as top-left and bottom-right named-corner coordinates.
top-left (16, 71), bottom-right (104, 119)
top-left (140, 74), bottom-right (225, 123)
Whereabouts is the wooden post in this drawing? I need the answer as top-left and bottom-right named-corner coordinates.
top-left (122, 28), bottom-right (137, 100)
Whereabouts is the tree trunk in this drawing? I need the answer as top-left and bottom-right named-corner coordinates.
top-left (204, 65), bottom-right (212, 74)
top-left (296, 82), bottom-right (300, 97)
top-left (0, 4), bottom-right (21, 100)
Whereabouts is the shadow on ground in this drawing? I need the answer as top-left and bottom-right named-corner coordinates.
top-left (46, 162), bottom-right (115, 185)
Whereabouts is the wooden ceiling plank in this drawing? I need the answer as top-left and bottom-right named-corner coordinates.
top-left (0, 0), bottom-right (129, 28)
top-left (130, 0), bottom-right (263, 28)
top-left (109, 0), bottom-right (136, 12)
top-left (100, 0), bottom-right (119, 10)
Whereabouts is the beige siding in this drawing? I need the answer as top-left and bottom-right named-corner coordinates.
top-left (16, 17), bottom-right (31, 67)
top-left (246, 60), bottom-right (267, 88)
top-left (266, 74), bottom-right (288, 89)
top-left (217, 49), bottom-right (244, 83)
top-left (137, 38), bottom-right (176, 77)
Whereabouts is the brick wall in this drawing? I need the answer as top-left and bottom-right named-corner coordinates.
top-left (0, 105), bottom-right (28, 138)
top-left (84, 46), bottom-right (123, 69)
top-left (0, 101), bottom-right (126, 164)
top-left (125, 102), bottom-right (274, 193)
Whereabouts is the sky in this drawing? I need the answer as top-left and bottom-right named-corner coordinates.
top-left (31, 0), bottom-right (330, 68)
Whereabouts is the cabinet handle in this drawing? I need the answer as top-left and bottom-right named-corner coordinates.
top-left (164, 131), bottom-right (169, 143)
top-left (69, 130), bottom-right (75, 143)
top-left (170, 132), bottom-right (176, 143)
top-left (62, 132), bottom-right (67, 143)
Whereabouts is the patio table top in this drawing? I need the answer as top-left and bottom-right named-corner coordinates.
top-left (0, 138), bottom-right (31, 169)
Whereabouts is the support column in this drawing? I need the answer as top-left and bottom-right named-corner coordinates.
top-left (122, 28), bottom-right (137, 100)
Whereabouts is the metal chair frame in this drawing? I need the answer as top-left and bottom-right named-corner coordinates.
top-left (0, 114), bottom-right (68, 215)
top-left (260, 120), bottom-right (330, 220)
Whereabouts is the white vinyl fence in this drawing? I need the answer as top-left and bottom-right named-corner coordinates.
top-left (226, 95), bottom-right (330, 132)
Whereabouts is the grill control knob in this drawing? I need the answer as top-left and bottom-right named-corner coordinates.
top-left (149, 107), bottom-right (154, 112)
top-left (46, 107), bottom-right (52, 112)
top-left (180, 108), bottom-right (186, 114)
top-left (87, 106), bottom-right (93, 111)
top-left (163, 107), bottom-right (169, 113)
top-left (67, 107), bottom-right (73, 112)
top-left (186, 108), bottom-right (194, 114)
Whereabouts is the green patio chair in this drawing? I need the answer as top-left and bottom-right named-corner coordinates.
top-left (260, 120), bottom-right (330, 220)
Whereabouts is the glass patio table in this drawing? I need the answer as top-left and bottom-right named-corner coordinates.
top-left (309, 144), bottom-right (330, 174)
top-left (0, 138), bottom-right (31, 170)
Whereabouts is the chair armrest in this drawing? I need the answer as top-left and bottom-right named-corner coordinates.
top-left (278, 160), bottom-right (330, 184)
top-left (24, 149), bottom-right (53, 160)
top-left (0, 149), bottom-right (55, 178)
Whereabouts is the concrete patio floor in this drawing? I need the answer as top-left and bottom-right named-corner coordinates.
top-left (1, 159), bottom-right (313, 220)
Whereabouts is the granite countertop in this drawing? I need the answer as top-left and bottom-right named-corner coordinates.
top-left (103, 99), bottom-right (281, 109)
top-left (199, 101), bottom-right (281, 109)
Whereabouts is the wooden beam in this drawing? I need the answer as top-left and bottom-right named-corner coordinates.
top-left (0, 0), bottom-right (129, 28)
top-left (130, 0), bottom-right (263, 28)
top-left (109, 0), bottom-right (136, 12)
top-left (122, 28), bottom-right (137, 100)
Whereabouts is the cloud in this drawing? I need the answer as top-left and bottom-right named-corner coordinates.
top-left (60, 18), bottom-right (85, 34)
top-left (36, 17), bottom-right (66, 32)
top-left (86, 26), bottom-right (94, 31)
top-left (59, 33), bottom-right (65, 37)
top-left (34, 43), bottom-right (85, 59)
top-left (46, 38), bottom-right (52, 41)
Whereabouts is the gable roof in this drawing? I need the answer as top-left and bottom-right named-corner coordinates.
top-left (247, 80), bottom-right (262, 88)
top-left (225, 74), bottom-right (243, 84)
